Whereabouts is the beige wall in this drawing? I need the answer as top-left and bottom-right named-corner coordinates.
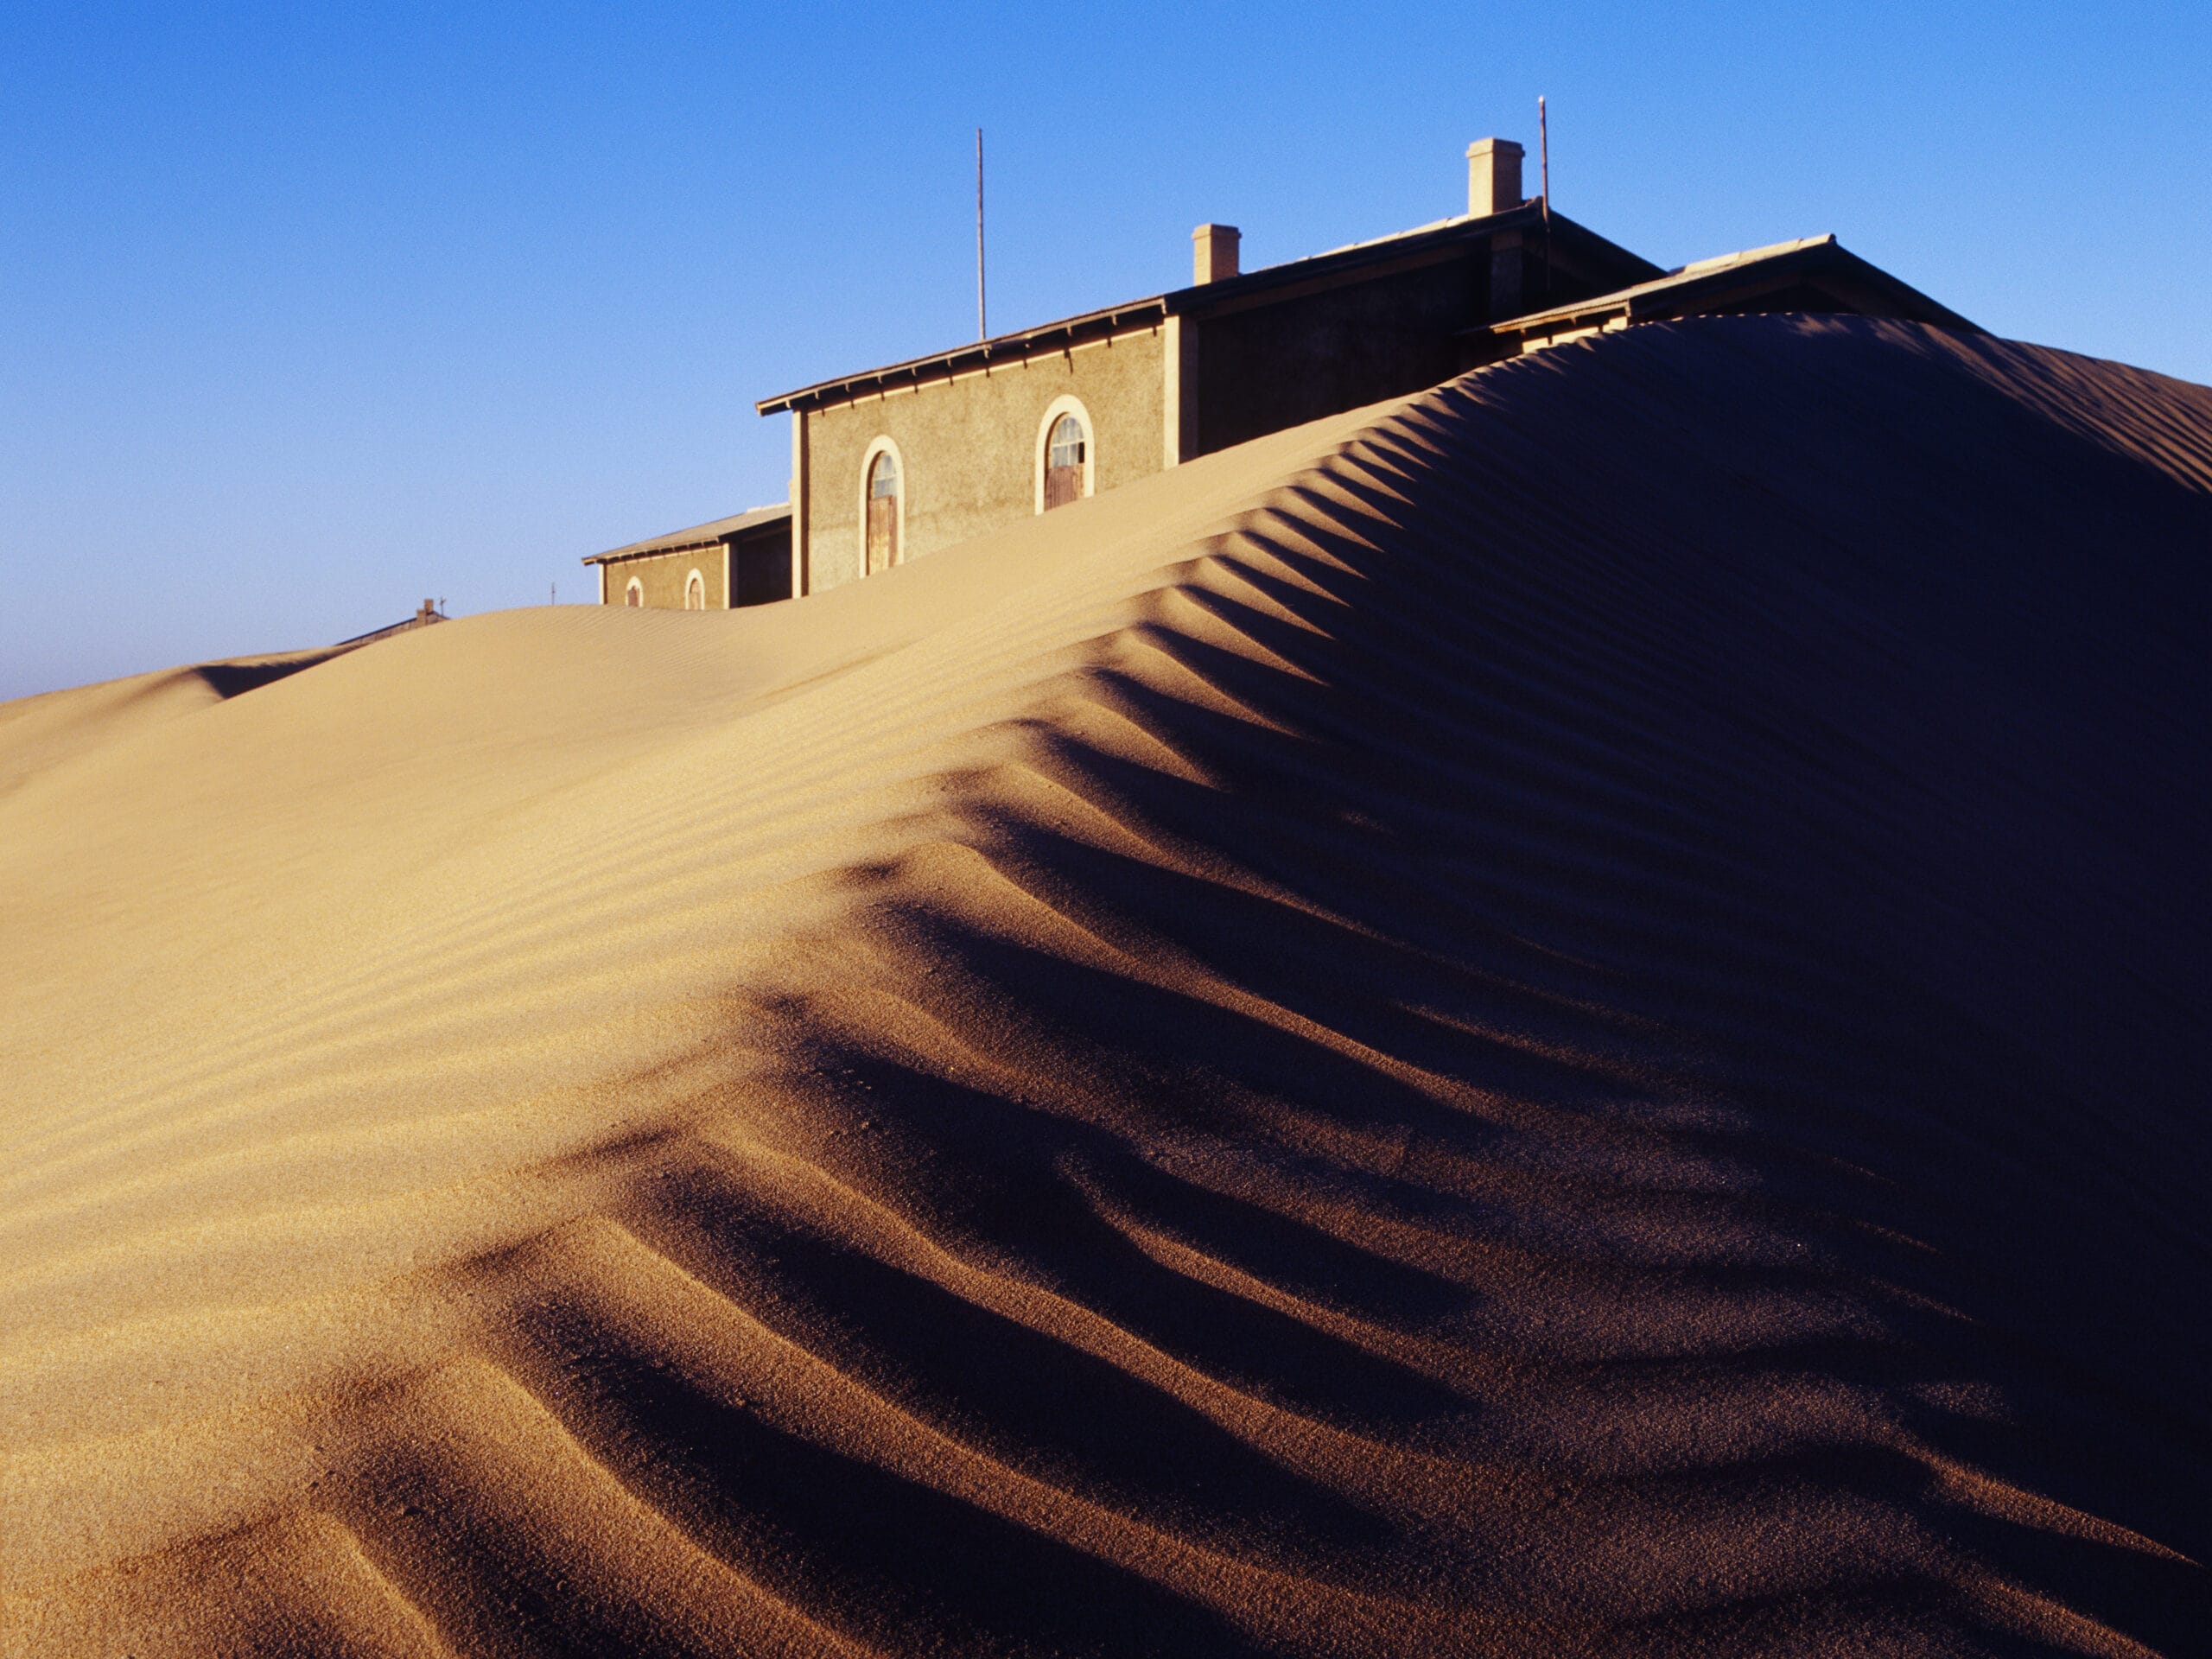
top-left (595, 545), bottom-right (728, 609)
top-left (800, 324), bottom-right (1166, 592)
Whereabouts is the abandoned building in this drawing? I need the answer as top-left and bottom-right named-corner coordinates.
top-left (590, 137), bottom-right (1973, 607)
top-left (334, 599), bottom-right (446, 650)
top-left (582, 503), bottom-right (793, 610)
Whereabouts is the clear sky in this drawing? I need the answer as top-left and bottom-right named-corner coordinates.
top-left (3, 2), bottom-right (2207, 702)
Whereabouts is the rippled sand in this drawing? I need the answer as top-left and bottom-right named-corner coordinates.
top-left (4, 316), bottom-right (2209, 1656)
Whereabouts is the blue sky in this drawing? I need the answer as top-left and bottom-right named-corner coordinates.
top-left (3, 2), bottom-right (2207, 700)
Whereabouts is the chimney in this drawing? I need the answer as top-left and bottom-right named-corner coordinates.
top-left (1466, 138), bottom-right (1525, 217)
top-left (1192, 223), bottom-right (1241, 284)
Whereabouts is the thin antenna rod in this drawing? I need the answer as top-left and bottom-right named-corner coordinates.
top-left (976, 128), bottom-right (987, 341)
top-left (1537, 96), bottom-right (1552, 299)
top-left (1539, 95), bottom-right (1550, 208)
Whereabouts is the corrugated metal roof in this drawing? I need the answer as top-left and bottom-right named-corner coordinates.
top-left (582, 502), bottom-right (791, 566)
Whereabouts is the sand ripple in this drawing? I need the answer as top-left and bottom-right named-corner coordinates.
top-left (4, 318), bottom-right (2209, 1655)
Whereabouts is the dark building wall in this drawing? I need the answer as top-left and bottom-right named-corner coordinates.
top-left (1703, 279), bottom-right (1866, 319)
top-left (1187, 226), bottom-right (1664, 425)
top-left (1190, 253), bottom-right (1485, 457)
top-left (733, 523), bottom-right (793, 606)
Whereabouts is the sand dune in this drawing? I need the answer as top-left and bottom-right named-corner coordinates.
top-left (3, 315), bottom-right (2209, 1656)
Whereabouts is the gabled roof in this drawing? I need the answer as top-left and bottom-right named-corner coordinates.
top-left (756, 200), bottom-right (1660, 415)
top-left (582, 502), bottom-right (791, 567)
top-left (1476, 234), bottom-right (1979, 343)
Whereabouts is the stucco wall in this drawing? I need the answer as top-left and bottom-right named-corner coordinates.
top-left (801, 324), bottom-right (1166, 592)
top-left (597, 545), bottom-right (728, 609)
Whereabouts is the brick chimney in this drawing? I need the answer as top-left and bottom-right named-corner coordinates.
top-left (1192, 223), bottom-right (1241, 284)
top-left (1466, 139), bottom-right (1525, 217)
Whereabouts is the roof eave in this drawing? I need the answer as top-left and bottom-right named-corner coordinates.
top-left (755, 299), bottom-right (1172, 416)
top-left (582, 504), bottom-right (794, 566)
top-left (582, 537), bottom-right (722, 567)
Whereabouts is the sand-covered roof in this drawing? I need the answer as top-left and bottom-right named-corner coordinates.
top-left (582, 501), bottom-right (791, 565)
top-left (9, 317), bottom-right (2212, 1653)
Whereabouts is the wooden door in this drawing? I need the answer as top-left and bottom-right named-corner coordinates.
top-left (1045, 415), bottom-right (1084, 510)
top-left (867, 453), bottom-right (899, 575)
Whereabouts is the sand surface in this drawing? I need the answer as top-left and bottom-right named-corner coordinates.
top-left (3, 316), bottom-right (2209, 1656)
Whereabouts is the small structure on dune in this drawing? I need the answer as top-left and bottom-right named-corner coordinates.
top-left (592, 138), bottom-right (1974, 609)
top-left (334, 598), bottom-right (447, 651)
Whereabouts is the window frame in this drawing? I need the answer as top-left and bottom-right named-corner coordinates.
top-left (858, 435), bottom-right (907, 577)
top-left (1033, 395), bottom-right (1096, 514)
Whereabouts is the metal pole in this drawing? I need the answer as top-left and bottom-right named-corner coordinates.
top-left (1538, 96), bottom-right (1551, 299)
top-left (976, 128), bottom-right (987, 341)
top-left (1539, 96), bottom-right (1550, 208)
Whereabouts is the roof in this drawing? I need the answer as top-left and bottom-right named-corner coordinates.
top-left (582, 503), bottom-right (792, 566)
top-left (330, 604), bottom-right (446, 651)
top-left (1477, 234), bottom-right (1980, 341)
top-left (756, 201), bottom-right (1661, 415)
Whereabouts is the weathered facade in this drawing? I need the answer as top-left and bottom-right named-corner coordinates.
top-left (797, 328), bottom-right (1166, 591)
top-left (583, 504), bottom-right (793, 610)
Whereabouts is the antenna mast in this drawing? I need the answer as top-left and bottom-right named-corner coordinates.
top-left (976, 128), bottom-right (987, 341)
top-left (1539, 95), bottom-right (1550, 209)
top-left (1537, 95), bottom-right (1552, 298)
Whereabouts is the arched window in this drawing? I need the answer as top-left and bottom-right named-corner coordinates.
top-left (685, 569), bottom-right (706, 610)
top-left (625, 576), bottom-right (644, 607)
top-left (866, 449), bottom-right (900, 575)
top-left (1045, 414), bottom-right (1086, 511)
top-left (1034, 397), bottom-right (1095, 512)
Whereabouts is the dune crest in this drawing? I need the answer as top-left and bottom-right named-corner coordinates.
top-left (4, 317), bottom-right (2209, 1655)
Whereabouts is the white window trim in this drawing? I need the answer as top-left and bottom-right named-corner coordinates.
top-left (857, 435), bottom-right (907, 576)
top-left (685, 568), bottom-right (706, 610)
top-left (625, 575), bottom-right (644, 607)
top-left (1034, 394), bottom-right (1096, 513)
